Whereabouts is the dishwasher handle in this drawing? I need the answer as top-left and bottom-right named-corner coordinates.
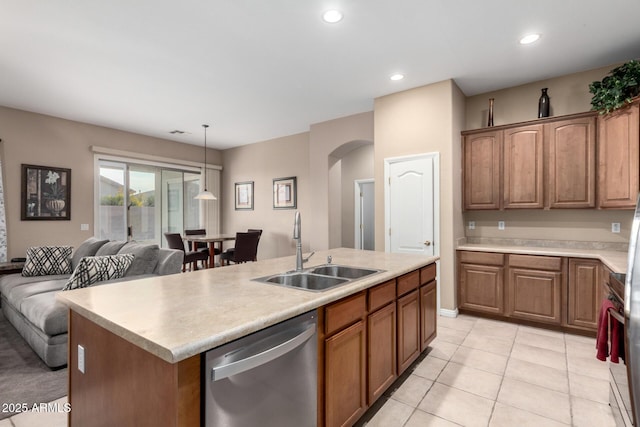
top-left (211, 323), bottom-right (316, 381)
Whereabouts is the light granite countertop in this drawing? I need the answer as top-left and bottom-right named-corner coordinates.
top-left (56, 248), bottom-right (438, 364)
top-left (457, 243), bottom-right (628, 273)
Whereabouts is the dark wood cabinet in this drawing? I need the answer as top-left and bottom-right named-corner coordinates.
top-left (367, 302), bottom-right (396, 404)
top-left (325, 321), bottom-right (367, 427)
top-left (567, 258), bottom-right (602, 330)
top-left (463, 130), bottom-right (502, 210)
top-left (323, 292), bottom-right (367, 427)
top-left (322, 264), bottom-right (437, 426)
top-left (597, 101), bottom-right (640, 209)
top-left (546, 116), bottom-right (596, 208)
top-left (458, 251), bottom-right (505, 315)
top-left (397, 289), bottom-right (420, 374)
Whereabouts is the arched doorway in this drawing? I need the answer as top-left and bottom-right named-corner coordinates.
top-left (327, 140), bottom-right (374, 249)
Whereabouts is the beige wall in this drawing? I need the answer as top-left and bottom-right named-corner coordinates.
top-left (221, 132), bottom-right (310, 260)
top-left (374, 79), bottom-right (465, 311)
top-left (464, 62), bottom-right (635, 243)
top-left (340, 144), bottom-right (374, 248)
top-left (465, 63), bottom-right (619, 130)
top-left (0, 107), bottom-right (222, 259)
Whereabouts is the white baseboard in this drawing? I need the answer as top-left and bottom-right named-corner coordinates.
top-left (439, 308), bottom-right (459, 318)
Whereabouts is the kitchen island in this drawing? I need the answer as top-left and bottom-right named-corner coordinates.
top-left (57, 247), bottom-right (439, 426)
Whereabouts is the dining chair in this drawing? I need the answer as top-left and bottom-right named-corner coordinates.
top-left (184, 229), bottom-right (222, 256)
top-left (164, 232), bottom-right (209, 272)
top-left (220, 231), bottom-right (261, 266)
top-left (220, 229), bottom-right (262, 263)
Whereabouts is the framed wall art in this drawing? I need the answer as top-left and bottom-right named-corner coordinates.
top-left (235, 181), bottom-right (254, 210)
top-left (273, 176), bottom-right (297, 209)
top-left (21, 164), bottom-right (71, 220)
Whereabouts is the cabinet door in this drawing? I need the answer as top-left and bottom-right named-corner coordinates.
top-left (458, 263), bottom-right (504, 315)
top-left (568, 259), bottom-right (602, 330)
top-left (325, 321), bottom-right (367, 427)
top-left (397, 290), bottom-right (420, 374)
top-left (420, 281), bottom-right (437, 351)
top-left (507, 268), bottom-right (562, 324)
top-left (503, 124), bottom-right (544, 208)
top-left (463, 131), bottom-right (502, 210)
top-left (367, 303), bottom-right (396, 405)
top-left (598, 102), bottom-right (640, 209)
top-left (547, 116), bottom-right (596, 208)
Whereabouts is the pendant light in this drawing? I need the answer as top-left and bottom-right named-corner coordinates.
top-left (195, 124), bottom-right (217, 200)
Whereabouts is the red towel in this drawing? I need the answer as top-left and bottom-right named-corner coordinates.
top-left (596, 299), bottom-right (622, 363)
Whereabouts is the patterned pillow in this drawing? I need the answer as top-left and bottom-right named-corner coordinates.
top-left (63, 254), bottom-right (135, 291)
top-left (22, 246), bottom-right (73, 277)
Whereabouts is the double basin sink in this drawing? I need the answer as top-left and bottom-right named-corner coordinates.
top-left (253, 264), bottom-right (384, 292)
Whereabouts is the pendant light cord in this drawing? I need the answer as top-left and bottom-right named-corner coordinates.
top-left (203, 124), bottom-right (208, 190)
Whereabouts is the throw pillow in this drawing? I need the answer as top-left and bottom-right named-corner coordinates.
top-left (22, 246), bottom-right (73, 277)
top-left (95, 241), bottom-right (127, 256)
top-left (117, 242), bottom-right (159, 276)
top-left (63, 254), bottom-right (135, 291)
top-left (71, 237), bottom-right (109, 269)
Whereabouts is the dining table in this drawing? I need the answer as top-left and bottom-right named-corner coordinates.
top-left (182, 233), bottom-right (236, 268)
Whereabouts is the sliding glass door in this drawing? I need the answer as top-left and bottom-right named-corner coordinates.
top-left (97, 159), bottom-right (206, 245)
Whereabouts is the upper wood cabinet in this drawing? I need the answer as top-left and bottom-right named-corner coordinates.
top-left (463, 130), bottom-right (502, 210)
top-left (462, 111), bottom-right (607, 210)
top-left (598, 101), bottom-right (640, 209)
top-left (547, 116), bottom-right (596, 208)
top-left (503, 124), bottom-right (544, 208)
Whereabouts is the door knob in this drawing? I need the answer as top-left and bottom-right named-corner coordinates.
top-left (424, 241), bottom-right (431, 246)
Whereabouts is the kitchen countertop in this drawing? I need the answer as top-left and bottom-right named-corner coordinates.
top-left (56, 248), bottom-right (438, 364)
top-left (457, 243), bottom-right (628, 273)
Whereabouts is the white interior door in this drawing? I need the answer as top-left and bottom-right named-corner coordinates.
top-left (384, 153), bottom-right (438, 256)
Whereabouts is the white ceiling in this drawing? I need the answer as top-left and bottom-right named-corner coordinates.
top-left (2, 1), bottom-right (640, 150)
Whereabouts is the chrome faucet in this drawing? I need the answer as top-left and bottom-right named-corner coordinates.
top-left (294, 211), bottom-right (314, 271)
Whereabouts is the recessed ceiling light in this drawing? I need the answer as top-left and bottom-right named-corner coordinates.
top-left (322, 10), bottom-right (343, 23)
top-left (390, 73), bottom-right (405, 81)
top-left (519, 33), bottom-right (541, 45)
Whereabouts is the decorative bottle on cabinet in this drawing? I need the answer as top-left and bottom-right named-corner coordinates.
top-left (538, 88), bottom-right (550, 118)
top-left (488, 98), bottom-right (494, 126)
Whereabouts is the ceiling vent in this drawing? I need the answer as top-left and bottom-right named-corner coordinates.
top-left (169, 130), bottom-right (185, 134)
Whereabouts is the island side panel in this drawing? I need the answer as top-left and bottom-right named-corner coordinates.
top-left (68, 310), bottom-right (200, 426)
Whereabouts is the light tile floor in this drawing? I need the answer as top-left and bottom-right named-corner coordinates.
top-left (357, 314), bottom-right (617, 427)
top-left (2, 315), bottom-right (617, 427)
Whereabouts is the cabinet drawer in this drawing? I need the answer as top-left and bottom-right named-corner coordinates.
top-left (397, 270), bottom-right (420, 297)
top-left (420, 264), bottom-right (436, 285)
top-left (508, 254), bottom-right (562, 271)
top-left (325, 291), bottom-right (367, 336)
top-left (369, 280), bottom-right (396, 312)
top-left (459, 251), bottom-right (504, 266)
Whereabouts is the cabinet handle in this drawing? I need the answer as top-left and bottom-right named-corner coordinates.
top-left (424, 241), bottom-right (431, 246)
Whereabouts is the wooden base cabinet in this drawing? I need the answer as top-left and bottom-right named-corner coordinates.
top-left (507, 255), bottom-right (563, 325)
top-left (458, 251), bottom-right (505, 315)
top-left (325, 321), bottom-right (367, 427)
top-left (323, 293), bottom-right (367, 427)
top-left (367, 303), bottom-right (396, 404)
top-left (568, 258), bottom-right (602, 330)
top-left (322, 264), bottom-right (438, 427)
top-left (420, 264), bottom-right (437, 351)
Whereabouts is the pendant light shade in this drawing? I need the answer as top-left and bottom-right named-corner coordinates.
top-left (195, 124), bottom-right (217, 200)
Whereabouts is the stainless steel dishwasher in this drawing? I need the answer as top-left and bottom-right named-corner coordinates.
top-left (204, 310), bottom-right (317, 427)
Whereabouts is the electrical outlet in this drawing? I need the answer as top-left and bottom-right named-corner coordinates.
top-left (468, 221), bottom-right (475, 230)
top-left (78, 345), bottom-right (85, 373)
top-left (612, 222), bottom-right (621, 233)
top-left (498, 221), bottom-right (505, 230)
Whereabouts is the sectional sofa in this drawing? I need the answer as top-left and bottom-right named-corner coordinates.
top-left (0, 238), bottom-right (183, 368)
